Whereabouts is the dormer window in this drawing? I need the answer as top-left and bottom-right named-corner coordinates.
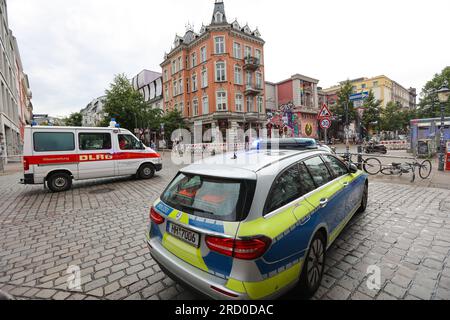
top-left (243, 25), bottom-right (251, 34)
top-left (232, 21), bottom-right (240, 30)
top-left (215, 11), bottom-right (223, 23)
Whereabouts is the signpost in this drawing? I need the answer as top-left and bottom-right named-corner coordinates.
top-left (318, 104), bottom-right (333, 144)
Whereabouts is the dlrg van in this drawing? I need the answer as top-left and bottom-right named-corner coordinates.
top-left (20, 126), bottom-right (162, 192)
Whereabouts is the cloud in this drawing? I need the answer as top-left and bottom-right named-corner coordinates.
top-left (7, 0), bottom-right (450, 117)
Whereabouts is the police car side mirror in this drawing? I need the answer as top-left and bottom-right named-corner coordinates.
top-left (349, 163), bottom-right (358, 174)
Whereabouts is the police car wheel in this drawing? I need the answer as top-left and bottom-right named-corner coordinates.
top-left (138, 164), bottom-right (155, 179)
top-left (299, 232), bottom-right (326, 299)
top-left (48, 173), bottom-right (72, 192)
top-left (358, 184), bottom-right (368, 213)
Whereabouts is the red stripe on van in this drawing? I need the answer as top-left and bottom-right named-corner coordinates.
top-left (24, 152), bottom-right (160, 166)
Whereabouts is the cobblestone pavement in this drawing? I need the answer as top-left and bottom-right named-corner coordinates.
top-left (0, 156), bottom-right (450, 300)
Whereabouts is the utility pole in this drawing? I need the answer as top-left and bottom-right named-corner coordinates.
top-left (345, 99), bottom-right (350, 159)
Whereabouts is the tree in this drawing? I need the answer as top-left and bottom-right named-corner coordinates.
top-left (331, 80), bottom-right (356, 125)
top-left (64, 112), bottom-right (82, 127)
top-left (160, 109), bottom-right (187, 142)
top-left (417, 66), bottom-right (450, 118)
top-left (361, 90), bottom-right (381, 132)
top-left (101, 74), bottom-right (159, 131)
top-left (381, 101), bottom-right (403, 132)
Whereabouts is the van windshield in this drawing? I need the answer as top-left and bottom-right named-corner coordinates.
top-left (160, 173), bottom-right (255, 222)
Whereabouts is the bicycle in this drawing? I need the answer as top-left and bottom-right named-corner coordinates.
top-left (340, 154), bottom-right (381, 176)
top-left (380, 159), bottom-right (432, 182)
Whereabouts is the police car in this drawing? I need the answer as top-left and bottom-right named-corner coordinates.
top-left (147, 149), bottom-right (368, 299)
top-left (21, 125), bottom-right (162, 192)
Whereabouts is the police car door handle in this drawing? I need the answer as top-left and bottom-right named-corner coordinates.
top-left (319, 198), bottom-right (328, 208)
top-left (342, 182), bottom-right (349, 187)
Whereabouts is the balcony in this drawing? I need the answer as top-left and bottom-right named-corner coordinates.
top-left (243, 56), bottom-right (260, 71)
top-left (245, 83), bottom-right (263, 96)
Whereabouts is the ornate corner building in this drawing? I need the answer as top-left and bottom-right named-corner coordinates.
top-left (161, 0), bottom-right (266, 140)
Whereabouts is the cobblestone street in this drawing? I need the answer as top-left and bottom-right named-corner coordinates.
top-left (1, 155), bottom-right (450, 300)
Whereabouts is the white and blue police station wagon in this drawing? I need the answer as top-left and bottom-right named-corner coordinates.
top-left (147, 149), bottom-right (368, 299)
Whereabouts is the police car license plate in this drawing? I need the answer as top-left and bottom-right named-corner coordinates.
top-left (167, 222), bottom-right (200, 248)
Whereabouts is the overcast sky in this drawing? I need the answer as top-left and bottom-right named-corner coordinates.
top-left (7, 0), bottom-right (450, 117)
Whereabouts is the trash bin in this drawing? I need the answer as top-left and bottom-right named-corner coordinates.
top-left (417, 140), bottom-right (430, 158)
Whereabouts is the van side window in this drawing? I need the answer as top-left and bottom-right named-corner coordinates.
top-left (118, 134), bottom-right (142, 150)
top-left (265, 165), bottom-right (302, 214)
top-left (303, 156), bottom-right (333, 187)
top-left (33, 132), bottom-right (75, 152)
top-left (79, 133), bottom-right (112, 151)
top-left (322, 155), bottom-right (348, 178)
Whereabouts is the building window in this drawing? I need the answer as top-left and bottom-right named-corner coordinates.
top-left (193, 99), bottom-right (199, 116)
top-left (246, 96), bottom-right (254, 112)
top-left (192, 73), bottom-right (198, 92)
top-left (244, 46), bottom-right (252, 58)
top-left (234, 65), bottom-right (242, 85)
top-left (179, 102), bottom-right (184, 113)
top-left (373, 81), bottom-right (378, 87)
top-left (164, 70), bottom-right (168, 82)
top-left (165, 86), bottom-right (169, 99)
top-left (171, 60), bottom-right (177, 75)
top-left (202, 95), bottom-right (209, 114)
top-left (235, 93), bottom-right (243, 112)
top-left (178, 79), bottom-right (183, 94)
top-left (233, 42), bottom-right (242, 59)
top-left (216, 90), bottom-right (227, 111)
top-left (257, 96), bottom-right (264, 113)
top-left (178, 57), bottom-right (183, 71)
top-left (201, 68), bottom-right (208, 88)
top-left (215, 36), bottom-right (225, 54)
top-left (256, 72), bottom-right (262, 88)
top-left (361, 84), bottom-right (366, 89)
top-left (246, 71), bottom-right (252, 86)
top-left (192, 52), bottom-right (197, 68)
top-left (200, 46), bottom-right (207, 63)
top-left (255, 49), bottom-right (262, 62)
top-left (215, 61), bottom-right (226, 82)
top-left (173, 80), bottom-right (178, 96)
top-left (215, 11), bottom-right (224, 23)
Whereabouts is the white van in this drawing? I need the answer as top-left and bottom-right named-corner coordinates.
top-left (20, 126), bottom-right (162, 192)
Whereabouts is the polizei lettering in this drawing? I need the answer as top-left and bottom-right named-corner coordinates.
top-left (79, 154), bottom-right (114, 162)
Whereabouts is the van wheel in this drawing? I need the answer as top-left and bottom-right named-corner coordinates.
top-left (138, 164), bottom-right (155, 179)
top-left (298, 232), bottom-right (326, 299)
top-left (47, 173), bottom-right (72, 192)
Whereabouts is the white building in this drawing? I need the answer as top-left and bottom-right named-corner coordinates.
top-left (81, 96), bottom-right (106, 127)
top-left (131, 69), bottom-right (163, 110)
top-left (0, 0), bottom-right (32, 163)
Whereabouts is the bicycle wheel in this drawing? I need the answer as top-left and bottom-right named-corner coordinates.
top-left (380, 167), bottom-right (397, 176)
top-left (363, 158), bottom-right (381, 175)
top-left (419, 160), bottom-right (432, 179)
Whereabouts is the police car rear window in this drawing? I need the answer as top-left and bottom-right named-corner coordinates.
top-left (33, 132), bottom-right (75, 152)
top-left (160, 173), bottom-right (255, 222)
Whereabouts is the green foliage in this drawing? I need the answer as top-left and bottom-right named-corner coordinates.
top-left (63, 112), bottom-right (82, 127)
top-left (417, 66), bottom-right (450, 118)
top-left (331, 80), bottom-right (356, 124)
top-left (101, 74), bottom-right (161, 131)
top-left (160, 109), bottom-right (187, 141)
top-left (361, 90), bottom-right (381, 131)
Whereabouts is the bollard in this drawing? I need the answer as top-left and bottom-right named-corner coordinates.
top-left (357, 146), bottom-right (363, 170)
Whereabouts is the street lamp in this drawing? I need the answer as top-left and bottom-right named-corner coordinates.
top-left (436, 82), bottom-right (450, 171)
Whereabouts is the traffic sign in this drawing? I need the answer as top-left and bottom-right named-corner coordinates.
top-left (318, 104), bottom-right (333, 119)
top-left (320, 118), bottom-right (331, 130)
top-left (349, 92), bottom-right (369, 102)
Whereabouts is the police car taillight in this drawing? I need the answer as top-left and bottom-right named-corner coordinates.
top-left (150, 207), bottom-right (165, 225)
top-left (205, 235), bottom-right (271, 260)
top-left (23, 158), bottom-right (29, 171)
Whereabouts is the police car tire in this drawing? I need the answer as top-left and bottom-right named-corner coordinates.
top-left (138, 164), bottom-right (155, 179)
top-left (357, 183), bottom-right (368, 213)
top-left (298, 232), bottom-right (326, 299)
top-left (47, 173), bottom-right (72, 193)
